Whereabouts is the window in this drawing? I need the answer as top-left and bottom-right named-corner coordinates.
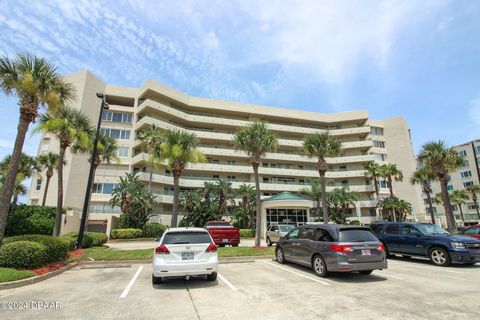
top-left (227, 176), bottom-right (236, 181)
top-left (464, 228), bottom-right (480, 235)
top-left (286, 228), bottom-right (299, 239)
top-left (315, 229), bottom-right (334, 242)
top-left (339, 165), bottom-right (347, 171)
top-left (92, 183), bottom-right (118, 194)
top-left (476, 146), bottom-right (480, 153)
top-left (373, 153), bottom-right (387, 161)
top-left (102, 111), bottom-right (133, 123)
top-left (373, 140), bottom-right (385, 148)
top-left (339, 229), bottom-right (378, 241)
top-left (116, 147), bottom-right (129, 158)
top-left (460, 171), bottom-right (472, 178)
top-left (35, 179), bottom-right (42, 191)
top-left (371, 127), bottom-right (384, 136)
top-left (379, 180), bottom-right (388, 188)
top-left (458, 150), bottom-right (467, 157)
top-left (162, 232), bottom-right (211, 244)
top-left (464, 181), bottom-right (474, 188)
top-left (468, 204), bottom-right (478, 210)
top-left (101, 128), bottom-right (131, 140)
top-left (385, 225), bottom-right (400, 234)
top-left (447, 185), bottom-right (453, 191)
top-left (41, 138), bottom-right (50, 151)
top-left (426, 207), bottom-right (437, 214)
top-left (227, 160), bottom-right (236, 165)
top-left (269, 225), bottom-right (279, 232)
top-left (299, 228), bottom-right (316, 240)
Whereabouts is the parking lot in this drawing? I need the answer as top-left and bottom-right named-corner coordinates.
top-left (1, 257), bottom-right (478, 320)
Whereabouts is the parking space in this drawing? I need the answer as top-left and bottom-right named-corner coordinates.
top-left (1, 258), bottom-right (478, 319)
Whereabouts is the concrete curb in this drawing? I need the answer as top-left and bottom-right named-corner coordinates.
top-left (0, 262), bottom-right (79, 291)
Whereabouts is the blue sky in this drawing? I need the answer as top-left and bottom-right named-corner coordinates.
top-left (0, 0), bottom-right (479, 163)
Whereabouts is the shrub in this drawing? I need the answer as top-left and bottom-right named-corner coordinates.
top-left (240, 229), bottom-right (255, 238)
top-left (110, 228), bottom-right (143, 239)
top-left (3, 235), bottom-right (69, 263)
top-left (5, 205), bottom-right (56, 236)
top-left (0, 241), bottom-right (48, 269)
top-left (60, 232), bottom-right (94, 249)
top-left (86, 232), bottom-right (108, 246)
top-left (349, 220), bottom-right (361, 226)
top-left (142, 223), bottom-right (167, 238)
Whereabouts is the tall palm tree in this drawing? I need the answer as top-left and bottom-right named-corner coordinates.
top-left (302, 132), bottom-right (342, 223)
top-left (36, 152), bottom-right (61, 206)
top-left (300, 179), bottom-right (322, 218)
top-left (0, 54), bottom-right (74, 245)
top-left (380, 163), bottom-right (403, 198)
top-left (201, 181), bottom-right (216, 201)
top-left (233, 121), bottom-right (278, 247)
top-left (450, 189), bottom-right (469, 223)
top-left (365, 162), bottom-right (382, 199)
top-left (418, 141), bottom-right (465, 232)
top-left (35, 106), bottom-right (92, 236)
top-left (327, 187), bottom-right (358, 224)
top-left (137, 124), bottom-right (164, 191)
top-left (410, 167), bottom-right (437, 224)
top-left (214, 180), bottom-right (235, 216)
top-left (396, 199), bottom-right (413, 222)
top-left (467, 185), bottom-right (480, 219)
top-left (159, 130), bottom-right (205, 227)
top-left (77, 132), bottom-right (118, 178)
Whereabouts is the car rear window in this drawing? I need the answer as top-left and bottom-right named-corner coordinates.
top-left (338, 229), bottom-right (378, 242)
top-left (279, 225), bottom-right (294, 232)
top-left (162, 232), bottom-right (212, 244)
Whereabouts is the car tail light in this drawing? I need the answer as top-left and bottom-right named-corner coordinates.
top-left (155, 244), bottom-right (170, 254)
top-left (328, 244), bottom-right (353, 253)
top-left (377, 243), bottom-right (385, 253)
top-left (206, 243), bottom-right (217, 252)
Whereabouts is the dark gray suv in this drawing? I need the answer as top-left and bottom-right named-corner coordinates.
top-left (275, 224), bottom-right (388, 277)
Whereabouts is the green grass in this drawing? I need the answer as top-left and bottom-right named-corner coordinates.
top-left (108, 238), bottom-right (155, 242)
top-left (84, 246), bottom-right (275, 261)
top-left (0, 268), bottom-right (35, 283)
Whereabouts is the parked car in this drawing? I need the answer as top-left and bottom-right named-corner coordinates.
top-left (266, 224), bottom-right (295, 246)
top-left (204, 221), bottom-right (240, 247)
top-left (460, 225), bottom-right (480, 239)
top-left (370, 222), bottom-right (480, 266)
top-left (275, 224), bottom-right (387, 277)
top-left (152, 227), bottom-right (218, 284)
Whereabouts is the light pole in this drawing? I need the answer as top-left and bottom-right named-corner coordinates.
top-left (77, 93), bottom-right (109, 249)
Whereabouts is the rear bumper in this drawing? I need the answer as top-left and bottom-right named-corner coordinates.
top-left (152, 256), bottom-right (219, 278)
top-left (450, 250), bottom-right (480, 264)
top-left (327, 260), bottom-right (388, 272)
top-left (212, 238), bottom-right (240, 245)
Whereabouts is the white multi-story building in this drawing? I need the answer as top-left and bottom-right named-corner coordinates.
top-left (28, 71), bottom-right (423, 231)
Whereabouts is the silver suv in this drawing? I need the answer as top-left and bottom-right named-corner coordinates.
top-left (266, 224), bottom-right (295, 246)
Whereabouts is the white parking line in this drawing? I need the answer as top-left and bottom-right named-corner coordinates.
top-left (374, 271), bottom-right (405, 280)
top-left (218, 273), bottom-right (238, 291)
top-left (391, 263), bottom-right (465, 275)
top-left (119, 266), bottom-right (143, 298)
top-left (263, 261), bottom-right (331, 286)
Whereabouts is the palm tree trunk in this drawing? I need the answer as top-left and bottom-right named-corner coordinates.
top-left (42, 174), bottom-right (52, 206)
top-left (425, 190), bottom-right (436, 225)
top-left (54, 145), bottom-right (67, 236)
top-left (388, 176), bottom-right (394, 197)
top-left (253, 164), bottom-right (262, 247)
top-left (440, 179), bottom-right (455, 233)
top-left (373, 177), bottom-right (380, 220)
top-left (458, 204), bottom-right (465, 223)
top-left (0, 115), bottom-right (30, 246)
top-left (474, 195), bottom-right (480, 219)
top-left (148, 167), bottom-right (153, 192)
top-left (171, 173), bottom-right (180, 227)
top-left (319, 171), bottom-right (328, 223)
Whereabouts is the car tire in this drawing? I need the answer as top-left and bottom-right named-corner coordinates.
top-left (219, 244), bottom-right (225, 247)
top-left (207, 272), bottom-right (217, 281)
top-left (266, 237), bottom-right (272, 246)
top-left (232, 244), bottom-right (238, 247)
top-left (358, 270), bottom-right (373, 275)
top-left (276, 247), bottom-right (285, 264)
top-left (383, 242), bottom-right (393, 258)
top-left (312, 255), bottom-right (328, 278)
top-left (152, 275), bottom-right (164, 285)
top-left (429, 247), bottom-right (451, 267)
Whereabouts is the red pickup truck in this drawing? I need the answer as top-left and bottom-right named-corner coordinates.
top-left (204, 221), bottom-right (240, 247)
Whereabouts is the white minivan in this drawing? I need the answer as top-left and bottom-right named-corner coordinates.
top-left (152, 227), bottom-right (219, 284)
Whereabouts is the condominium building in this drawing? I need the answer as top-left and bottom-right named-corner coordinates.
top-left (420, 140), bottom-right (480, 224)
top-left (28, 71), bottom-right (423, 232)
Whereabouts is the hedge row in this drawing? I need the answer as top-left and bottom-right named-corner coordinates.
top-left (239, 229), bottom-right (255, 238)
top-left (3, 235), bottom-right (69, 263)
top-left (0, 241), bottom-right (48, 269)
top-left (5, 205), bottom-right (56, 236)
top-left (111, 224), bottom-right (168, 239)
top-left (110, 228), bottom-right (143, 239)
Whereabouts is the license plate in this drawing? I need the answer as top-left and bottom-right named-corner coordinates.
top-left (222, 239), bottom-right (229, 243)
top-left (182, 251), bottom-right (194, 260)
top-left (361, 249), bottom-right (371, 256)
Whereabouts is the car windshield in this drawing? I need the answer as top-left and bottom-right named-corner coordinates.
top-left (162, 232), bottom-right (212, 244)
top-left (415, 224), bottom-right (449, 235)
top-left (338, 229), bottom-right (378, 242)
top-left (279, 225), bottom-right (294, 232)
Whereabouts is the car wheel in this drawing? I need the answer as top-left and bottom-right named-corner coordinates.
top-left (429, 247), bottom-right (451, 267)
top-left (276, 247), bottom-right (285, 264)
top-left (312, 255), bottom-right (328, 277)
top-left (232, 244), bottom-right (238, 247)
top-left (152, 275), bottom-right (164, 285)
top-left (207, 272), bottom-right (217, 281)
top-left (266, 237), bottom-right (272, 246)
top-left (358, 270), bottom-right (373, 275)
top-left (383, 242), bottom-right (393, 258)
top-left (219, 244), bottom-right (225, 247)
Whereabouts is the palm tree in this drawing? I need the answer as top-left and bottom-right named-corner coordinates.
top-left (137, 124), bottom-right (164, 191)
top-left (396, 199), bottom-right (413, 222)
top-left (214, 180), bottom-right (235, 216)
top-left (110, 172), bottom-right (141, 215)
top-left (237, 183), bottom-right (256, 228)
top-left (78, 133), bottom-right (118, 178)
top-left (36, 152), bottom-right (61, 206)
top-left (35, 106), bottom-right (92, 236)
top-left (327, 187), bottom-right (357, 224)
top-left (234, 121), bottom-right (278, 246)
top-left (201, 181), bottom-right (216, 201)
top-left (159, 130), bottom-right (205, 227)
top-left (380, 163), bottom-right (403, 198)
top-left (0, 54), bottom-right (74, 245)
top-left (467, 185), bottom-right (480, 219)
top-left (365, 162), bottom-right (382, 199)
top-left (377, 196), bottom-right (397, 221)
top-left (450, 189), bottom-right (469, 223)
top-left (418, 141), bottom-right (465, 232)
top-left (302, 132), bottom-right (342, 223)
top-left (300, 179), bottom-right (322, 218)
top-left (410, 167), bottom-right (436, 224)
